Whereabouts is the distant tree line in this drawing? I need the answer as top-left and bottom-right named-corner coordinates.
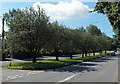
top-left (2, 7), bottom-right (114, 62)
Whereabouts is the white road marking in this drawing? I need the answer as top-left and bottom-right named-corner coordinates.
top-left (58, 73), bottom-right (79, 83)
top-left (5, 70), bottom-right (45, 81)
top-left (10, 76), bottom-right (17, 80)
top-left (18, 75), bottom-right (24, 78)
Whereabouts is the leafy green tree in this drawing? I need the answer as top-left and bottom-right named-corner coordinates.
top-left (98, 36), bottom-right (111, 53)
top-left (91, 35), bottom-right (99, 55)
top-left (86, 24), bottom-right (102, 36)
top-left (47, 22), bottom-right (66, 61)
top-left (4, 7), bottom-right (50, 63)
top-left (3, 6), bottom-right (112, 62)
top-left (70, 29), bottom-right (84, 57)
top-left (81, 33), bottom-right (94, 57)
top-left (76, 26), bottom-right (86, 33)
top-left (74, 28), bottom-right (92, 57)
top-left (94, 1), bottom-right (120, 47)
top-left (110, 36), bottom-right (118, 51)
top-left (60, 29), bottom-right (75, 59)
top-left (2, 31), bottom-right (10, 57)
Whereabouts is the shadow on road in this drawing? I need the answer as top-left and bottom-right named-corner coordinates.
top-left (45, 55), bottom-right (118, 73)
top-left (91, 55), bottom-right (117, 62)
top-left (45, 62), bottom-right (98, 73)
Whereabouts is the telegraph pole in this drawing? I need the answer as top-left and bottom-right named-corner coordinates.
top-left (2, 17), bottom-right (5, 60)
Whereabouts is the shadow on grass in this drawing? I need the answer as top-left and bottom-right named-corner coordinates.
top-left (23, 58), bottom-right (44, 61)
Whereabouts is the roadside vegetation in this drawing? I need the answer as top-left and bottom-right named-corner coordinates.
top-left (2, 6), bottom-right (116, 63)
top-left (95, 2), bottom-right (120, 50)
top-left (3, 53), bottom-right (110, 70)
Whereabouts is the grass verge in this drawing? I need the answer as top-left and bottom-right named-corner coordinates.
top-left (73, 54), bottom-right (82, 56)
top-left (73, 53), bottom-right (110, 61)
top-left (3, 58), bottom-right (83, 70)
top-left (3, 53), bottom-right (110, 70)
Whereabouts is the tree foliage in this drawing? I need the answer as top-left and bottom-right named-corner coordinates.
top-left (4, 7), bottom-right (50, 62)
top-left (3, 7), bottom-right (112, 62)
top-left (94, 1), bottom-right (120, 44)
top-left (86, 24), bottom-right (102, 36)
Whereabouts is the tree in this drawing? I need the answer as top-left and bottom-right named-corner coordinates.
top-left (94, 1), bottom-right (120, 47)
top-left (70, 29), bottom-right (84, 57)
top-left (2, 31), bottom-right (10, 59)
top-left (76, 26), bottom-right (86, 33)
top-left (81, 33), bottom-right (95, 57)
top-left (60, 28), bottom-right (75, 59)
top-left (86, 24), bottom-right (102, 36)
top-left (4, 7), bottom-right (50, 63)
top-left (110, 36), bottom-right (118, 51)
top-left (47, 22), bottom-right (66, 61)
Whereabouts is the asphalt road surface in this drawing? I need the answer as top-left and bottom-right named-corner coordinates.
top-left (2, 55), bottom-right (118, 83)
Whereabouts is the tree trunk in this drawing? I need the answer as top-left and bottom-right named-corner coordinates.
top-left (32, 56), bottom-right (36, 63)
top-left (55, 50), bottom-right (59, 61)
top-left (93, 51), bottom-right (95, 56)
top-left (105, 50), bottom-right (106, 54)
top-left (82, 52), bottom-right (84, 58)
top-left (56, 54), bottom-right (59, 61)
top-left (85, 52), bottom-right (87, 57)
top-left (89, 53), bottom-right (90, 57)
top-left (2, 53), bottom-right (5, 61)
top-left (32, 52), bottom-right (37, 63)
top-left (70, 54), bottom-right (73, 59)
top-left (118, 28), bottom-right (120, 41)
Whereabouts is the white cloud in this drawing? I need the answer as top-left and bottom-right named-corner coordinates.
top-left (32, 0), bottom-right (92, 21)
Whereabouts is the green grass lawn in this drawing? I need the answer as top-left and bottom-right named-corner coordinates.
top-left (3, 58), bottom-right (83, 70)
top-left (73, 53), bottom-right (109, 60)
top-left (72, 54), bottom-right (82, 56)
top-left (3, 53), bottom-right (110, 70)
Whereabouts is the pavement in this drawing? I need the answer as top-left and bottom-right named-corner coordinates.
top-left (1, 54), bottom-right (118, 83)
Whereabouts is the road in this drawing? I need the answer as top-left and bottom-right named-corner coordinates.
top-left (2, 55), bottom-right (118, 83)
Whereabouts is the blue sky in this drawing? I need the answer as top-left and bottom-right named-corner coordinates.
top-left (0, 0), bottom-right (115, 37)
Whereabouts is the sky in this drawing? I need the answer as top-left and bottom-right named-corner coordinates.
top-left (0, 0), bottom-right (115, 37)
